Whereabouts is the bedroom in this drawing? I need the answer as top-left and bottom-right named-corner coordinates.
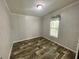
top-left (0, 0), bottom-right (79, 59)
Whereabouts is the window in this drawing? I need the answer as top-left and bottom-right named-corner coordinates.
top-left (50, 16), bottom-right (60, 38)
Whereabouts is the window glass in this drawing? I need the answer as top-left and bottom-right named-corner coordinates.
top-left (50, 17), bottom-right (60, 38)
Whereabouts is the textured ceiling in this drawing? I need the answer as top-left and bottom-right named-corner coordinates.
top-left (6, 0), bottom-right (78, 16)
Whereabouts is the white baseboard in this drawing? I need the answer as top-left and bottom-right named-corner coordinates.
top-left (13, 36), bottom-right (41, 44)
top-left (75, 40), bottom-right (79, 59)
top-left (43, 36), bottom-right (76, 53)
top-left (12, 36), bottom-right (76, 53)
top-left (8, 43), bottom-right (13, 59)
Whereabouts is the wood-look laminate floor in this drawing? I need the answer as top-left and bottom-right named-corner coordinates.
top-left (10, 37), bottom-right (75, 59)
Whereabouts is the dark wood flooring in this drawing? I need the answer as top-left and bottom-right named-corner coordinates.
top-left (10, 37), bottom-right (75, 59)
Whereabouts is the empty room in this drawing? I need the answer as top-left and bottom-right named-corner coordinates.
top-left (0, 0), bottom-right (79, 59)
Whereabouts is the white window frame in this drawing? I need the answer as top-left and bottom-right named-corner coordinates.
top-left (50, 15), bottom-right (60, 38)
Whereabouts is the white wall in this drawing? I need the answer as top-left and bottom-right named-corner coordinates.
top-left (10, 14), bottom-right (42, 43)
top-left (43, 1), bottom-right (79, 52)
top-left (0, 0), bottom-right (11, 59)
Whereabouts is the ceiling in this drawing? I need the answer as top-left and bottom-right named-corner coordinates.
top-left (6, 0), bottom-right (78, 16)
